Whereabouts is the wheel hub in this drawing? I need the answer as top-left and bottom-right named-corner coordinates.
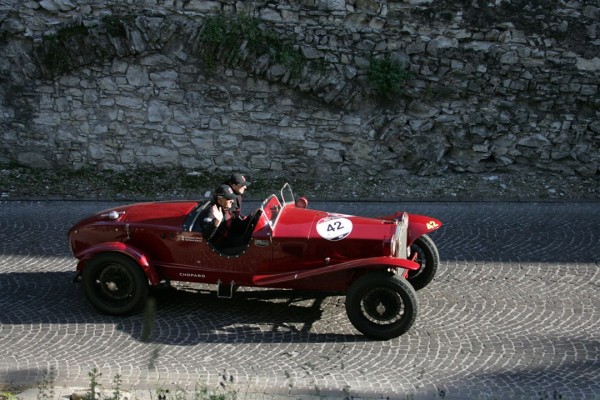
top-left (96, 264), bottom-right (133, 301)
top-left (361, 287), bottom-right (404, 325)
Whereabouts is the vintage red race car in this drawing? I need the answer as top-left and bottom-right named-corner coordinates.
top-left (69, 184), bottom-right (442, 339)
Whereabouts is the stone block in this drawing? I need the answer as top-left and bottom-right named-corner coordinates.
top-left (583, 5), bottom-right (600, 19)
top-left (115, 96), bottom-right (143, 110)
top-left (321, 148), bottom-right (343, 162)
top-left (576, 57), bottom-right (600, 71)
top-left (580, 85), bottom-right (598, 95)
top-left (17, 152), bottom-right (52, 168)
top-left (517, 134), bottom-right (551, 148)
top-left (33, 112), bottom-right (60, 126)
top-left (126, 65), bottom-right (149, 87)
top-left (426, 37), bottom-right (458, 56)
top-left (191, 138), bottom-right (215, 151)
top-left (147, 100), bottom-right (172, 122)
top-left (241, 140), bottom-right (267, 153)
top-left (150, 70), bottom-right (179, 89)
top-left (249, 155), bottom-right (271, 169)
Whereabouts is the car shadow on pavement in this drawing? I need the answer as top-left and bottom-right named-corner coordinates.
top-left (117, 285), bottom-right (365, 344)
top-left (0, 271), bottom-right (366, 344)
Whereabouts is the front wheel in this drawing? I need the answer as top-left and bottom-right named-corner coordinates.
top-left (407, 234), bottom-right (439, 291)
top-left (345, 272), bottom-right (418, 340)
top-left (82, 253), bottom-right (149, 315)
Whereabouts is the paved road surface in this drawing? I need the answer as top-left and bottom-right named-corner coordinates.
top-left (1, 200), bottom-right (599, 399)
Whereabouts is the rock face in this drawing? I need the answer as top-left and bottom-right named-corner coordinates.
top-left (0, 0), bottom-right (598, 178)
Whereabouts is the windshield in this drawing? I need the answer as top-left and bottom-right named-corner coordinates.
top-left (259, 194), bottom-right (281, 228)
top-left (280, 183), bottom-right (295, 205)
top-left (257, 183), bottom-right (296, 229)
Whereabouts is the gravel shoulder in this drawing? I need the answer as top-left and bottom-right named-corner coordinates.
top-left (1, 166), bottom-right (598, 202)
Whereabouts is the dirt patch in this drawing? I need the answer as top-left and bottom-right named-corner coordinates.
top-left (1, 166), bottom-right (598, 202)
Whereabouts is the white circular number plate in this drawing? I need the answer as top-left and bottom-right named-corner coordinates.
top-left (316, 217), bottom-right (353, 241)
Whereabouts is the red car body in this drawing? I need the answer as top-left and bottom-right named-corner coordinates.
top-left (69, 184), bottom-right (442, 339)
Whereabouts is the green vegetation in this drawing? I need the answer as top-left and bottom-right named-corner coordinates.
top-left (367, 54), bottom-right (411, 97)
top-left (30, 11), bottom-right (409, 102)
top-left (33, 367), bottom-right (236, 400)
top-left (200, 13), bottom-right (304, 75)
top-left (0, 390), bottom-right (18, 400)
top-left (37, 23), bottom-right (89, 75)
top-left (0, 164), bottom-right (292, 200)
top-left (35, 14), bottom-right (136, 76)
top-left (87, 368), bottom-right (102, 400)
top-left (201, 14), bottom-right (261, 49)
top-left (102, 15), bottom-right (135, 38)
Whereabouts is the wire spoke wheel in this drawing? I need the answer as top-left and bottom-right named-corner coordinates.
top-left (406, 234), bottom-right (440, 291)
top-left (346, 272), bottom-right (418, 340)
top-left (82, 253), bottom-right (148, 315)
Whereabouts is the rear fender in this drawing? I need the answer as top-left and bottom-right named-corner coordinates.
top-left (252, 256), bottom-right (419, 287)
top-left (74, 242), bottom-right (160, 285)
top-left (383, 212), bottom-right (442, 244)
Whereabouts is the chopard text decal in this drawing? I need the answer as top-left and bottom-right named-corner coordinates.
top-left (179, 272), bottom-right (206, 278)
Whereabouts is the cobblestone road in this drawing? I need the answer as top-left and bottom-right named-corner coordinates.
top-left (1, 200), bottom-right (599, 399)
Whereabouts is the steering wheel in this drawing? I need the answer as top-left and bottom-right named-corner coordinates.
top-left (241, 209), bottom-right (262, 241)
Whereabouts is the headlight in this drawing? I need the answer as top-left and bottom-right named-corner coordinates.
top-left (101, 210), bottom-right (125, 220)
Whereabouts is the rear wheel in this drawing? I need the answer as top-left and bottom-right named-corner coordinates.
top-left (345, 272), bottom-right (418, 340)
top-left (407, 234), bottom-right (439, 290)
top-left (82, 253), bottom-right (148, 315)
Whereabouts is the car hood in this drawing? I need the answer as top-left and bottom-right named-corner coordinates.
top-left (70, 201), bottom-right (199, 231)
top-left (312, 212), bottom-right (396, 242)
top-left (275, 208), bottom-right (396, 241)
top-left (272, 207), bottom-right (397, 262)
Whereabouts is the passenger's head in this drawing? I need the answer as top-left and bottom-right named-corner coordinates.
top-left (227, 173), bottom-right (251, 195)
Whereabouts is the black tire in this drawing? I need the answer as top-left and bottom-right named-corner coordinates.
top-left (82, 253), bottom-right (149, 315)
top-left (345, 272), bottom-right (418, 340)
top-left (407, 234), bottom-right (439, 291)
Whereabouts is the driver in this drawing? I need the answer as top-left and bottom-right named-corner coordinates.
top-left (198, 184), bottom-right (239, 249)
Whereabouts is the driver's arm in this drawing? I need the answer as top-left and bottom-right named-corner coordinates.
top-left (200, 205), bottom-right (223, 240)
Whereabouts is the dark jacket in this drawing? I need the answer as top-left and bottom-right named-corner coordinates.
top-left (231, 195), bottom-right (244, 219)
top-left (197, 203), bottom-right (234, 245)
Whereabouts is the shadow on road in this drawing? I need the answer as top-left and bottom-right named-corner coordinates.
top-left (0, 271), bottom-right (364, 344)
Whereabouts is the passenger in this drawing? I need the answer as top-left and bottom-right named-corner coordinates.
top-left (224, 173), bottom-right (251, 236)
top-left (224, 173), bottom-right (251, 219)
top-left (198, 184), bottom-right (238, 249)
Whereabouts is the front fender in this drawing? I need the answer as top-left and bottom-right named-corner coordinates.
top-left (252, 256), bottom-right (419, 286)
top-left (74, 242), bottom-right (160, 285)
top-left (382, 212), bottom-right (443, 244)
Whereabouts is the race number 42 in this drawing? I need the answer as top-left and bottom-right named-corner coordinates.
top-left (316, 217), bottom-right (353, 241)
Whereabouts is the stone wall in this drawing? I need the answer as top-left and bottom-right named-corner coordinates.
top-left (0, 0), bottom-right (599, 178)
